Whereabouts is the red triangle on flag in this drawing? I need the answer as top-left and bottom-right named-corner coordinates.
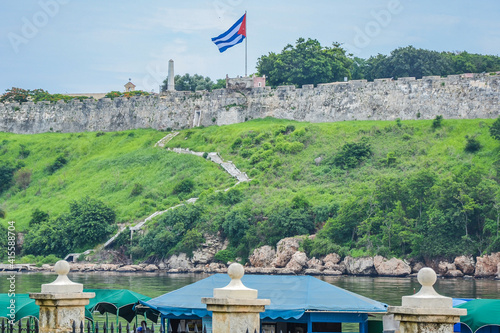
top-left (237, 14), bottom-right (246, 37)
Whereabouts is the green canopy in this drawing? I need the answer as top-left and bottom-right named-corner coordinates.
top-left (456, 299), bottom-right (500, 333)
top-left (85, 289), bottom-right (154, 323)
top-left (0, 289), bottom-right (151, 323)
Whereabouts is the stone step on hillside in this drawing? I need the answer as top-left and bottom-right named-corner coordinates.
top-left (220, 162), bottom-right (250, 182)
top-left (155, 131), bottom-right (179, 147)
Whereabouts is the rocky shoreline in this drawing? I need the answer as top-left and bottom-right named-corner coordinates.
top-left (4, 237), bottom-right (500, 279)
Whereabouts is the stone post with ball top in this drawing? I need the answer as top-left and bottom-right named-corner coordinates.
top-left (29, 260), bottom-right (95, 333)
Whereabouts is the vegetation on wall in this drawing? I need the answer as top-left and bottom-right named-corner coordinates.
top-left (0, 88), bottom-right (91, 103)
top-left (256, 39), bottom-right (500, 87)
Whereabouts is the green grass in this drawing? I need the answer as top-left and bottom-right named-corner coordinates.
top-left (2, 117), bottom-right (499, 258)
top-left (167, 117), bottom-right (499, 209)
top-left (0, 129), bottom-right (235, 230)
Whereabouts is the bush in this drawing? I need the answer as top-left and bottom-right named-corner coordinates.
top-left (490, 117), bottom-right (500, 141)
top-left (0, 162), bottom-right (17, 193)
top-left (214, 248), bottom-right (237, 263)
top-left (29, 208), bottom-right (49, 226)
top-left (173, 179), bottom-right (194, 195)
top-left (18, 144), bottom-right (30, 159)
top-left (14, 168), bottom-right (31, 190)
top-left (332, 139), bottom-right (372, 169)
top-left (46, 155), bottom-right (67, 174)
top-left (464, 135), bottom-right (481, 153)
top-left (432, 115), bottom-right (443, 129)
top-left (130, 183), bottom-right (144, 197)
top-left (37, 254), bottom-right (61, 266)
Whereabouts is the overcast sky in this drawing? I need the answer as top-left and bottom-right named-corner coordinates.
top-left (1, 0), bottom-right (499, 94)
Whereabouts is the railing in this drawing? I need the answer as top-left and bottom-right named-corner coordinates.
top-left (0, 320), bottom-right (38, 333)
top-left (0, 320), bottom-right (264, 333)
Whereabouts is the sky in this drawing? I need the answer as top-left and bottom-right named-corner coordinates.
top-left (1, 0), bottom-right (499, 94)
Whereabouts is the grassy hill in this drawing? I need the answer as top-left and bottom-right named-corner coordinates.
top-left (0, 129), bottom-right (235, 229)
top-left (2, 117), bottom-right (500, 262)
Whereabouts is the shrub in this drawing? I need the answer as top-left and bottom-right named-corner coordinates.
top-left (214, 248), bottom-right (237, 263)
top-left (173, 179), bottom-right (195, 195)
top-left (432, 115), bottom-right (443, 129)
top-left (130, 183), bottom-right (144, 197)
top-left (202, 152), bottom-right (208, 159)
top-left (18, 144), bottom-right (30, 159)
top-left (489, 116), bottom-right (500, 141)
top-left (332, 139), bottom-right (372, 169)
top-left (46, 155), bottom-right (67, 174)
top-left (0, 162), bottom-right (17, 193)
top-left (464, 135), bottom-right (481, 153)
top-left (231, 138), bottom-right (242, 149)
top-left (386, 152), bottom-right (396, 165)
top-left (14, 168), bottom-right (31, 190)
top-left (37, 254), bottom-right (61, 266)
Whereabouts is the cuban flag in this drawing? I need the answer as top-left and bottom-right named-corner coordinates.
top-left (212, 13), bottom-right (246, 53)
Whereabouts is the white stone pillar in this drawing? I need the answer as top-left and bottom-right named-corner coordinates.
top-left (167, 59), bottom-right (175, 91)
top-left (202, 263), bottom-right (270, 333)
top-left (386, 267), bottom-right (466, 333)
top-left (30, 261), bottom-right (95, 333)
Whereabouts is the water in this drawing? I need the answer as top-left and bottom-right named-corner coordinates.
top-left (3, 271), bottom-right (500, 306)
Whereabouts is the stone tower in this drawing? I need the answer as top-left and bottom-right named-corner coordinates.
top-left (167, 59), bottom-right (175, 91)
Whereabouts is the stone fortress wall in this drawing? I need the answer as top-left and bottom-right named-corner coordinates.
top-left (1, 72), bottom-right (499, 134)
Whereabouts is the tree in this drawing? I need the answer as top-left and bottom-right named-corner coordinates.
top-left (66, 196), bottom-right (116, 249)
top-left (490, 117), bottom-right (500, 141)
top-left (162, 74), bottom-right (216, 92)
top-left (256, 38), bottom-right (353, 87)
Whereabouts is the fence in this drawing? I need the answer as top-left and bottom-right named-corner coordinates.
top-left (0, 320), bottom-right (263, 333)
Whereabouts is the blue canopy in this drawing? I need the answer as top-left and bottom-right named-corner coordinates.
top-left (140, 274), bottom-right (387, 320)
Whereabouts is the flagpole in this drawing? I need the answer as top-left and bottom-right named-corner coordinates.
top-left (245, 10), bottom-right (247, 77)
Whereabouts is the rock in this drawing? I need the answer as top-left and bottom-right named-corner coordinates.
top-left (291, 252), bottom-right (308, 266)
top-left (192, 234), bottom-right (227, 264)
top-left (307, 257), bottom-right (324, 270)
top-left (322, 269), bottom-right (343, 276)
top-left (130, 265), bottom-right (143, 271)
top-left (454, 256), bottom-right (475, 275)
top-left (437, 261), bottom-right (456, 275)
top-left (249, 245), bottom-right (276, 267)
top-left (166, 253), bottom-right (193, 270)
top-left (304, 269), bottom-right (323, 275)
top-left (344, 256), bottom-right (376, 276)
top-left (373, 256), bottom-right (411, 277)
top-left (475, 252), bottom-right (500, 278)
top-left (157, 262), bottom-right (167, 270)
top-left (445, 269), bottom-right (464, 278)
top-left (208, 262), bottom-right (225, 271)
top-left (42, 264), bottom-right (53, 271)
top-left (285, 252), bottom-right (308, 273)
top-left (116, 265), bottom-right (136, 272)
top-left (497, 263), bottom-right (500, 279)
top-left (144, 264), bottom-right (158, 272)
top-left (411, 261), bottom-right (425, 274)
top-left (271, 237), bottom-right (303, 268)
top-left (322, 253), bottom-right (341, 265)
top-left (325, 263), bottom-right (346, 274)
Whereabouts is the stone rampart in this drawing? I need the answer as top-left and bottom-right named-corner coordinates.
top-left (1, 73), bottom-right (499, 134)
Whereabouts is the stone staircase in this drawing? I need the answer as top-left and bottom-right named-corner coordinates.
top-left (67, 132), bottom-right (249, 259)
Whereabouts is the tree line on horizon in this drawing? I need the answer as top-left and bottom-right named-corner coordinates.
top-left (3, 38), bottom-right (500, 102)
top-left (161, 38), bottom-right (500, 91)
